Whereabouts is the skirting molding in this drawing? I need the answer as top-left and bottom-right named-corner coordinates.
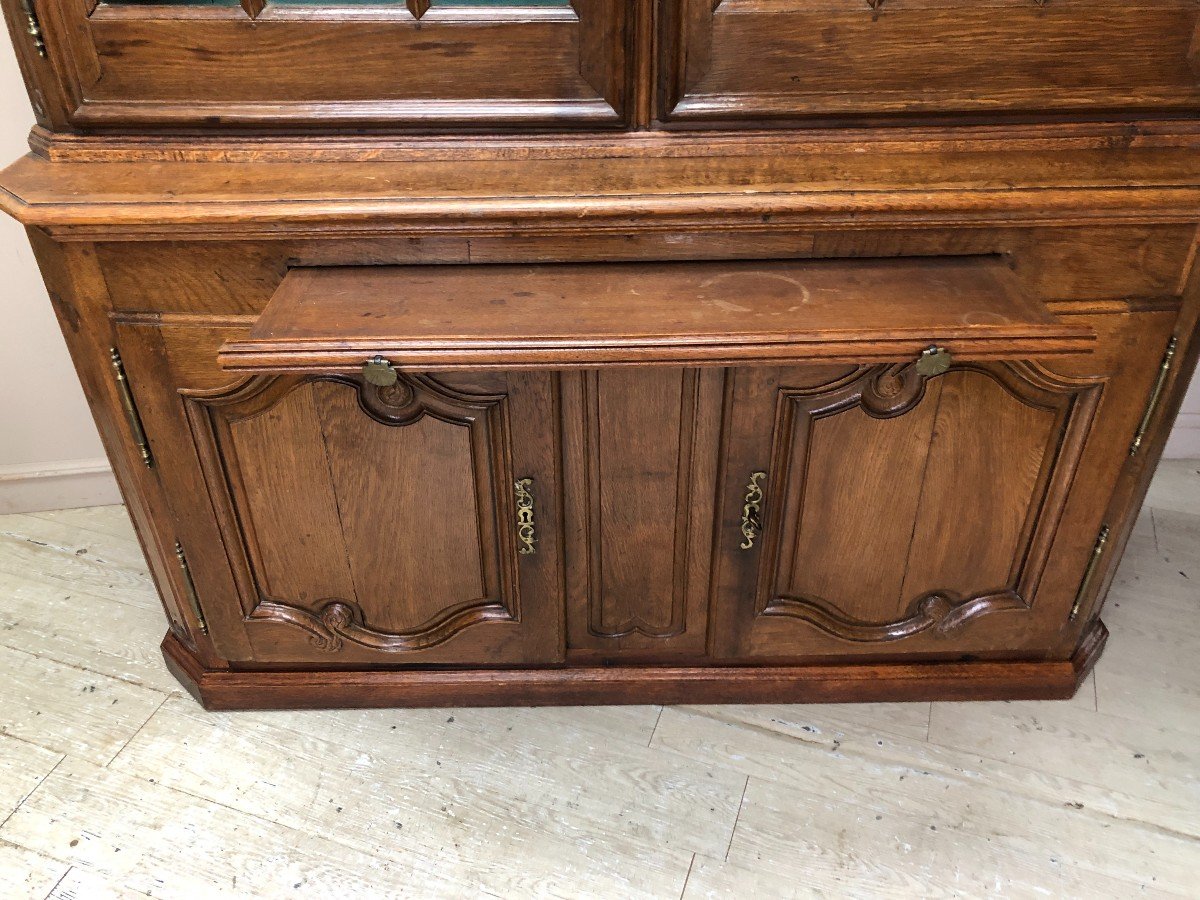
top-left (162, 622), bottom-right (1108, 711)
top-left (1164, 413), bottom-right (1200, 459)
top-left (0, 457), bottom-right (121, 514)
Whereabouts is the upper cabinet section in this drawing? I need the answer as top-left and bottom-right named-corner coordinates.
top-left (10, 0), bottom-right (634, 131)
top-left (7, 0), bottom-right (1200, 133)
top-left (657, 0), bottom-right (1200, 126)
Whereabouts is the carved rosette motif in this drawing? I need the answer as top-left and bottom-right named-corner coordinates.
top-left (859, 363), bottom-right (930, 418)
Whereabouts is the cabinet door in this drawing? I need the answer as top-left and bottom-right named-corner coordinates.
top-left (711, 356), bottom-right (1110, 660)
top-left (117, 323), bottom-right (564, 666)
top-left (29, 0), bottom-right (631, 130)
top-left (659, 0), bottom-right (1200, 125)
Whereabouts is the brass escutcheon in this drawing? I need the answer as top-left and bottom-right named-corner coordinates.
top-left (514, 477), bottom-right (537, 555)
top-left (740, 471), bottom-right (767, 550)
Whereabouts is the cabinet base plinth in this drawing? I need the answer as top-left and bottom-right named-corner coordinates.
top-left (163, 623), bottom-right (1106, 711)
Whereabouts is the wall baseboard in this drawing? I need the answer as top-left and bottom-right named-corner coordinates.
top-left (0, 458), bottom-right (121, 514)
top-left (1164, 413), bottom-right (1200, 460)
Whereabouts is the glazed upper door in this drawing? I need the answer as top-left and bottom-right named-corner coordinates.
top-left (711, 355), bottom-right (1109, 660)
top-left (23, 0), bottom-right (632, 130)
top-left (115, 323), bottom-right (564, 665)
top-left (658, 0), bottom-right (1200, 125)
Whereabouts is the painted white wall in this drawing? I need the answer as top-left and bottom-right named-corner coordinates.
top-left (0, 38), bottom-right (119, 513)
top-left (0, 37), bottom-right (1195, 514)
top-left (1164, 369), bottom-right (1200, 458)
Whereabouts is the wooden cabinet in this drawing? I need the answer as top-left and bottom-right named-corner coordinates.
top-left (14, 0), bottom-right (1200, 132)
top-left (711, 360), bottom-right (1105, 659)
top-left (659, 0), bottom-right (1200, 124)
top-left (115, 324), bottom-right (566, 665)
top-left (3, 0), bottom-right (1199, 708)
top-left (560, 367), bottom-right (725, 658)
top-left (82, 253), bottom-right (1179, 693)
top-left (12, 0), bottom-right (634, 130)
top-left (707, 308), bottom-right (1179, 664)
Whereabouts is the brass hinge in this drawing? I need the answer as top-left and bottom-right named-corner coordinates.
top-left (110, 348), bottom-right (153, 468)
top-left (1069, 524), bottom-right (1110, 621)
top-left (174, 541), bottom-right (208, 634)
top-left (1130, 337), bottom-right (1178, 456)
top-left (17, 0), bottom-right (47, 58)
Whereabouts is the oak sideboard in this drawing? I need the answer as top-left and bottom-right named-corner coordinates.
top-left (1, 0), bottom-right (1198, 709)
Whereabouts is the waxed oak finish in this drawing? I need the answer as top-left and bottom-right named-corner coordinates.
top-left (1, 0), bottom-right (1198, 708)
top-left (219, 257), bottom-right (1094, 372)
top-left (660, 0), bottom-right (1200, 125)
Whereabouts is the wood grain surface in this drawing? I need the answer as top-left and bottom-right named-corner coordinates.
top-left (218, 257), bottom-right (1094, 371)
top-left (1, 0), bottom-right (1199, 712)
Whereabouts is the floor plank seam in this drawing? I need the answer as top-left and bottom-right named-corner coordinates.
top-left (118, 773), bottom-right (315, 835)
top-left (687, 705), bottom-right (908, 756)
top-left (0, 566), bottom-right (167, 614)
top-left (1062, 805), bottom-right (1200, 846)
top-left (0, 563), bottom-right (159, 613)
top-left (0, 640), bottom-right (174, 696)
top-left (25, 510), bottom-right (141, 545)
top-left (153, 772), bottom-right (619, 894)
top-left (40, 864), bottom-right (72, 900)
top-left (677, 852), bottom-right (696, 900)
top-left (0, 754), bottom-right (65, 833)
top-left (922, 730), bottom-right (1200, 825)
top-left (686, 702), bottom-right (927, 748)
top-left (0, 530), bottom-right (94, 557)
top-left (648, 705), bottom-right (664, 748)
top-left (0, 530), bottom-right (145, 575)
top-left (104, 693), bottom-right (172, 769)
top-left (668, 706), bottom-right (1200, 842)
top-left (723, 776), bottom-right (749, 863)
top-left (0, 731), bottom-right (68, 770)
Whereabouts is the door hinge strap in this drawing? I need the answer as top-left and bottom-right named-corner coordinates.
top-left (1070, 524), bottom-right (1110, 621)
top-left (174, 541), bottom-right (208, 634)
top-left (1130, 337), bottom-right (1178, 456)
top-left (110, 348), bottom-right (153, 468)
top-left (17, 0), bottom-right (46, 58)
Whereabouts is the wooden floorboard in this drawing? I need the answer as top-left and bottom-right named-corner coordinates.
top-left (0, 461), bottom-right (1197, 897)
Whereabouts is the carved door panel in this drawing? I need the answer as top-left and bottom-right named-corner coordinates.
top-left (561, 368), bottom-right (724, 658)
top-left (711, 356), bottom-right (1109, 660)
top-left (27, 0), bottom-right (632, 130)
top-left (116, 323), bottom-right (564, 666)
top-left (658, 0), bottom-right (1200, 125)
